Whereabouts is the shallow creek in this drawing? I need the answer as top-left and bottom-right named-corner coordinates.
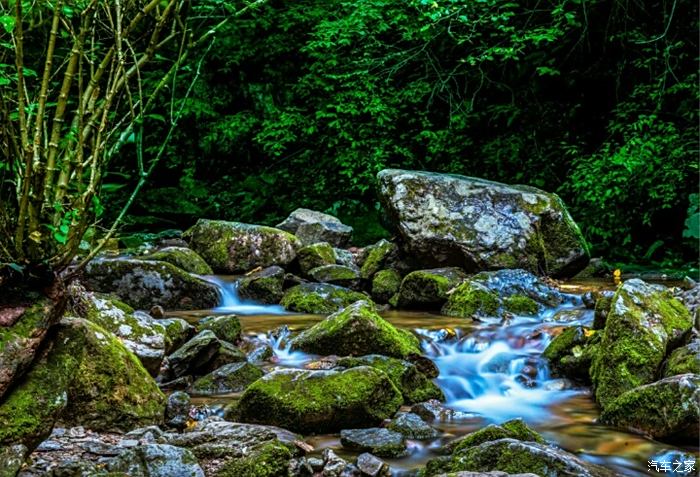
top-left (173, 277), bottom-right (698, 476)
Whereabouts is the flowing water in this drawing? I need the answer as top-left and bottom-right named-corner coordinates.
top-left (179, 277), bottom-right (699, 476)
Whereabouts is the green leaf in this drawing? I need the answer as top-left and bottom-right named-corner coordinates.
top-left (0, 15), bottom-right (15, 34)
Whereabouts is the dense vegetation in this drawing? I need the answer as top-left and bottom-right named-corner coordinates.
top-left (1, 0), bottom-right (698, 276)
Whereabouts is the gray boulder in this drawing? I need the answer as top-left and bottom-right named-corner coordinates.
top-left (277, 208), bottom-right (352, 247)
top-left (340, 428), bottom-right (407, 458)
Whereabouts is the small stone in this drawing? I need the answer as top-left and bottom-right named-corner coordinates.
top-left (68, 426), bottom-right (85, 438)
top-left (307, 457), bottom-right (324, 471)
top-left (356, 452), bottom-right (390, 477)
top-left (340, 428), bottom-right (408, 458)
top-left (150, 305), bottom-right (166, 318)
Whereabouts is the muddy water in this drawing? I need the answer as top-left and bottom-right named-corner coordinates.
top-left (176, 278), bottom-right (698, 476)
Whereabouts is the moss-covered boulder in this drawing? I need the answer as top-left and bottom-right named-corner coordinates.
top-left (600, 374), bottom-right (699, 440)
top-left (397, 268), bottom-right (467, 309)
top-left (143, 246), bottom-right (213, 275)
top-left (297, 242), bottom-right (336, 276)
top-left (377, 169), bottom-right (589, 277)
top-left (184, 219), bottom-right (300, 273)
top-left (442, 419), bottom-right (544, 455)
top-left (237, 367), bottom-right (402, 433)
top-left (590, 279), bottom-right (693, 408)
top-left (336, 354), bottom-right (442, 403)
top-left (290, 300), bottom-right (421, 358)
top-left (190, 362), bottom-right (264, 395)
top-left (663, 337), bottom-right (700, 377)
top-left (371, 269), bottom-right (402, 304)
top-left (308, 264), bottom-right (361, 289)
top-left (280, 282), bottom-right (368, 314)
top-left (159, 318), bottom-right (195, 354)
top-left (0, 295), bottom-right (56, 399)
top-left (237, 266), bottom-right (285, 304)
top-left (197, 315), bottom-right (241, 343)
top-left (84, 258), bottom-right (219, 310)
top-left (217, 441), bottom-right (294, 477)
top-left (0, 318), bottom-right (164, 450)
top-left (276, 208), bottom-right (352, 247)
top-left (441, 281), bottom-right (500, 319)
top-left (593, 292), bottom-right (614, 330)
top-left (543, 326), bottom-right (598, 382)
top-left (360, 239), bottom-right (399, 280)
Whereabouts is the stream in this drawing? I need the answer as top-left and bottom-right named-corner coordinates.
top-left (173, 277), bottom-right (699, 477)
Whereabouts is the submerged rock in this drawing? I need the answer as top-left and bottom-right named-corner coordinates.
top-left (237, 367), bottom-right (402, 433)
top-left (142, 246), bottom-right (213, 275)
top-left (590, 279), bottom-right (693, 408)
top-left (397, 268), bottom-right (468, 309)
top-left (190, 362), bottom-right (264, 395)
top-left (237, 266), bottom-right (285, 304)
top-left (600, 373), bottom-right (699, 440)
top-left (378, 169), bottom-right (589, 277)
top-left (277, 208), bottom-right (352, 247)
top-left (340, 428), bottom-right (407, 458)
top-left (83, 258), bottom-right (219, 310)
top-left (280, 282), bottom-right (367, 314)
top-left (184, 219), bottom-right (300, 273)
top-left (107, 444), bottom-right (204, 477)
top-left (290, 301), bottom-right (421, 359)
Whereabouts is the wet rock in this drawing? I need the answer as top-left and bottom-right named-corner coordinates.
top-left (441, 281), bottom-right (500, 319)
top-left (218, 441), bottom-right (294, 477)
top-left (397, 268), bottom-right (467, 309)
top-left (150, 305), bottom-right (166, 318)
top-left (184, 219), bottom-right (300, 273)
top-left (237, 367), bottom-right (402, 433)
top-left (356, 452), bottom-right (390, 477)
top-left (323, 448), bottom-right (353, 477)
top-left (341, 428), bottom-right (407, 458)
top-left (336, 355), bottom-right (442, 403)
top-left (377, 169), bottom-right (589, 277)
top-left (290, 301), bottom-right (422, 359)
top-left (410, 400), bottom-right (473, 422)
top-left (334, 248), bottom-right (358, 269)
top-left (142, 246), bottom-right (213, 275)
top-left (600, 373), bottom-right (700, 441)
top-left (590, 279), bottom-right (693, 408)
top-left (83, 258), bottom-right (219, 310)
top-left (167, 330), bottom-right (220, 378)
top-left (442, 419), bottom-right (544, 455)
top-left (371, 269), bottom-right (402, 304)
top-left (297, 242), bottom-right (337, 276)
top-left (237, 266), bottom-right (285, 304)
top-left (190, 362), bottom-right (264, 395)
top-left (280, 283), bottom-right (368, 314)
top-left (240, 338), bottom-right (274, 363)
top-left (277, 208), bottom-right (353, 247)
top-left (107, 444), bottom-right (204, 477)
top-left (0, 444), bottom-right (27, 477)
top-left (159, 318), bottom-right (195, 354)
top-left (592, 291), bottom-right (614, 330)
top-left (387, 412), bottom-right (439, 439)
top-left (543, 326), bottom-right (598, 382)
top-left (197, 315), bottom-right (241, 344)
top-left (549, 308), bottom-right (589, 323)
top-left (309, 264), bottom-right (361, 289)
top-left (663, 336), bottom-right (700, 376)
top-left (166, 391), bottom-right (191, 430)
top-left (360, 239), bottom-right (400, 281)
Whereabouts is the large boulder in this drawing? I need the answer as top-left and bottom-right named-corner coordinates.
top-left (280, 283), bottom-right (367, 314)
top-left (290, 301), bottom-right (421, 358)
top-left (237, 266), bottom-right (285, 304)
top-left (184, 219), bottom-right (300, 273)
top-left (237, 367), bottom-right (402, 433)
top-left (277, 208), bottom-right (353, 247)
top-left (377, 169), bottom-right (588, 277)
top-left (0, 318), bottom-right (165, 450)
top-left (142, 246), bottom-right (213, 275)
top-left (83, 258), bottom-right (219, 310)
top-left (600, 374), bottom-right (699, 440)
top-left (397, 268), bottom-right (467, 309)
top-left (590, 279), bottom-right (693, 408)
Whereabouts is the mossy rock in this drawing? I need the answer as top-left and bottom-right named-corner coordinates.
top-left (336, 354), bottom-right (443, 404)
top-left (0, 445), bottom-right (27, 477)
top-left (502, 295), bottom-right (539, 315)
top-left (297, 242), bottom-right (336, 276)
top-left (217, 441), bottom-right (293, 477)
top-left (84, 258), bottom-right (219, 310)
top-left (190, 362), bottom-right (264, 395)
top-left (143, 246), bottom-right (213, 275)
top-left (543, 326), bottom-right (597, 382)
top-left (280, 282), bottom-right (368, 314)
top-left (593, 293), bottom-right (613, 330)
top-left (441, 281), bottom-right (500, 318)
top-left (184, 219), bottom-right (300, 273)
top-left (0, 318), bottom-right (164, 450)
top-left (371, 269), bottom-right (402, 304)
top-left (159, 318), bottom-right (195, 354)
top-left (290, 300), bottom-right (421, 359)
top-left (600, 373), bottom-right (699, 441)
top-left (237, 366), bottom-right (402, 433)
top-left (308, 264), bottom-right (361, 289)
top-left (237, 266), bottom-right (285, 304)
top-left (168, 330), bottom-right (245, 379)
top-left (590, 279), bottom-right (693, 408)
top-left (197, 315), bottom-right (241, 344)
top-left (386, 412), bottom-right (439, 439)
top-left (443, 419), bottom-right (544, 455)
top-left (106, 443), bottom-right (204, 476)
top-left (397, 268), bottom-right (468, 309)
top-left (663, 337), bottom-right (700, 377)
top-left (360, 239), bottom-right (398, 280)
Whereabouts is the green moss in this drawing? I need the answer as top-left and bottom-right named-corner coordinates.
top-left (664, 340), bottom-right (700, 376)
top-left (446, 419), bottom-right (544, 455)
top-left (238, 266), bottom-right (285, 304)
top-left (237, 366), bottom-right (403, 433)
top-left (143, 246), bottom-right (213, 275)
top-left (290, 300), bottom-right (421, 358)
top-left (297, 242), bottom-right (336, 275)
top-left (593, 295), bottom-right (612, 330)
top-left (191, 362), bottom-right (264, 395)
top-left (371, 269), bottom-right (402, 304)
top-left (308, 264), bottom-right (360, 287)
top-left (398, 268), bottom-right (467, 309)
top-left (503, 295), bottom-right (539, 315)
top-left (441, 281), bottom-right (500, 318)
top-left (280, 283), bottom-right (368, 314)
top-left (337, 355), bottom-right (443, 404)
top-left (198, 314), bottom-right (241, 343)
top-left (219, 442), bottom-right (293, 477)
top-left (0, 298), bottom-right (52, 355)
top-left (360, 239), bottom-right (397, 280)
